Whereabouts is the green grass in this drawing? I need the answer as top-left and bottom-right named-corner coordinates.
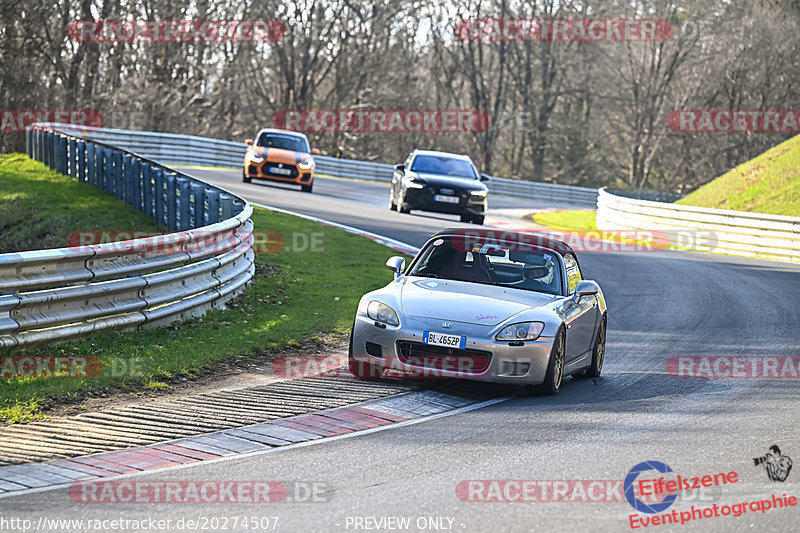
top-left (677, 135), bottom-right (800, 216)
top-left (0, 154), bottom-right (160, 253)
top-left (531, 210), bottom-right (597, 230)
top-left (0, 155), bottom-right (409, 423)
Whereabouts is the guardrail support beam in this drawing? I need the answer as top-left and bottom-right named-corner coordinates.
top-left (166, 174), bottom-right (178, 231)
top-left (206, 190), bottom-right (220, 224)
top-left (192, 183), bottom-right (205, 228)
top-left (154, 168), bottom-right (165, 228)
top-left (114, 151), bottom-right (123, 201)
top-left (177, 178), bottom-right (191, 230)
top-left (132, 159), bottom-right (142, 211)
top-left (142, 163), bottom-right (153, 216)
top-left (77, 141), bottom-right (86, 183)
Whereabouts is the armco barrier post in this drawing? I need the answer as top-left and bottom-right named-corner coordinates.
top-left (51, 132), bottom-right (58, 170)
top-left (77, 141), bottom-right (86, 183)
top-left (52, 134), bottom-right (60, 172)
top-left (42, 131), bottom-right (51, 167)
top-left (191, 183), bottom-right (205, 228)
top-left (57, 136), bottom-right (66, 174)
top-left (94, 144), bottom-right (103, 188)
top-left (232, 200), bottom-right (244, 217)
top-left (221, 194), bottom-right (233, 220)
top-left (33, 129), bottom-right (41, 161)
top-left (40, 129), bottom-right (46, 163)
top-left (114, 151), bottom-right (124, 201)
top-left (178, 178), bottom-right (191, 230)
top-left (26, 128), bottom-right (32, 158)
top-left (105, 148), bottom-right (114, 195)
top-left (132, 159), bottom-right (142, 211)
top-left (142, 163), bottom-right (153, 216)
top-left (123, 155), bottom-right (133, 204)
top-left (68, 138), bottom-right (77, 178)
top-left (166, 174), bottom-right (178, 231)
top-left (93, 146), bottom-right (103, 189)
top-left (154, 168), bottom-right (165, 227)
top-left (206, 190), bottom-right (221, 224)
top-left (48, 131), bottom-right (56, 170)
top-left (86, 143), bottom-right (95, 185)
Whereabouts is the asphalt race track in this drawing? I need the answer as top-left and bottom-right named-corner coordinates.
top-left (3, 171), bottom-right (799, 532)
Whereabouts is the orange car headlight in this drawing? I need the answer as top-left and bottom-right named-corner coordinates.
top-left (247, 151), bottom-right (264, 163)
top-left (298, 156), bottom-right (313, 170)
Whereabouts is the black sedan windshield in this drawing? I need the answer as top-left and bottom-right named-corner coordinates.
top-left (410, 155), bottom-right (478, 178)
top-left (408, 236), bottom-right (562, 295)
top-left (257, 133), bottom-right (309, 152)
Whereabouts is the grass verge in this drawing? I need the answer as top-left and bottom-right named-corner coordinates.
top-left (531, 210), bottom-right (597, 230)
top-left (0, 156), bottom-right (409, 423)
top-left (677, 134), bottom-right (800, 216)
top-left (0, 154), bottom-right (160, 253)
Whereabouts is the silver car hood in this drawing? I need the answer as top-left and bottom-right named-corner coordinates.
top-left (400, 277), bottom-right (555, 326)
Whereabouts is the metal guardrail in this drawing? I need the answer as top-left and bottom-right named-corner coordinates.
top-left (596, 187), bottom-right (800, 262)
top-left (69, 126), bottom-right (599, 208)
top-left (0, 123), bottom-right (255, 348)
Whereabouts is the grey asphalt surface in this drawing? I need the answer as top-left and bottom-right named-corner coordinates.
top-left (1, 170), bottom-right (798, 533)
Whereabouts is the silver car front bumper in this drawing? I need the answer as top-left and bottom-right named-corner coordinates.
top-left (351, 313), bottom-right (556, 385)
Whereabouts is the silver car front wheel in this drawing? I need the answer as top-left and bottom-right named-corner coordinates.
top-left (531, 328), bottom-right (565, 395)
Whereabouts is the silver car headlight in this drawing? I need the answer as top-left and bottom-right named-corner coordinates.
top-left (367, 301), bottom-right (400, 326)
top-left (496, 321), bottom-right (544, 341)
top-left (298, 156), bottom-right (313, 169)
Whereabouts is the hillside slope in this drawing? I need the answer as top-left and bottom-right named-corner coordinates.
top-left (677, 135), bottom-right (800, 216)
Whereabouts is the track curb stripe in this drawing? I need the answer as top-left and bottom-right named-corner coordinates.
top-left (0, 390), bottom-right (511, 499)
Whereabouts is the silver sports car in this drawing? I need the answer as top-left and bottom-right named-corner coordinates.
top-left (348, 228), bottom-right (607, 394)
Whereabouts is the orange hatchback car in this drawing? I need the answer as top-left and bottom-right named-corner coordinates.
top-left (243, 128), bottom-right (319, 193)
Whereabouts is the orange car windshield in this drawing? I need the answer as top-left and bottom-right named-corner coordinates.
top-left (256, 133), bottom-right (309, 153)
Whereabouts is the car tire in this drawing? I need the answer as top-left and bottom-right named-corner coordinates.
top-left (242, 170), bottom-right (251, 184)
top-left (580, 314), bottom-right (606, 378)
top-left (347, 326), bottom-right (384, 380)
top-left (472, 215), bottom-right (485, 225)
top-left (530, 327), bottom-right (565, 395)
top-left (301, 182), bottom-right (313, 193)
top-left (389, 190), bottom-right (398, 211)
top-left (460, 213), bottom-right (471, 223)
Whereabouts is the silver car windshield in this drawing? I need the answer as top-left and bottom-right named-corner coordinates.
top-left (407, 236), bottom-right (562, 295)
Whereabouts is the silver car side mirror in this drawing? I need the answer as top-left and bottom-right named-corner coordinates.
top-left (386, 256), bottom-right (406, 278)
top-left (573, 280), bottom-right (599, 302)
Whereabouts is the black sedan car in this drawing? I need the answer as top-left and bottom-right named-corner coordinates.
top-left (389, 150), bottom-right (490, 224)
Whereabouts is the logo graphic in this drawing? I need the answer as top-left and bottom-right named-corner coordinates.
top-left (442, 322), bottom-right (452, 329)
top-left (624, 461), bottom-right (677, 514)
top-left (753, 445), bottom-right (793, 482)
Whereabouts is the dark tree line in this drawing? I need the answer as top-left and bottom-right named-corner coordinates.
top-left (2, 0), bottom-right (799, 193)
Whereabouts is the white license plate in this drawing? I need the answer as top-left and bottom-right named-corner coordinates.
top-left (423, 331), bottom-right (467, 349)
top-left (434, 194), bottom-right (459, 204)
top-left (269, 167), bottom-right (292, 175)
